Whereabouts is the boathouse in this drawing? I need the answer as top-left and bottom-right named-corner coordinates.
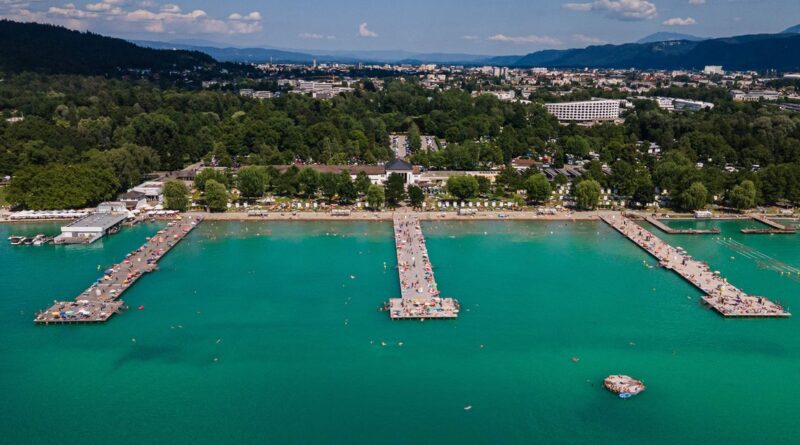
top-left (54, 202), bottom-right (130, 244)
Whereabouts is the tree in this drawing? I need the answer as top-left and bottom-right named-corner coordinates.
top-left (476, 176), bottom-right (491, 196)
top-left (319, 172), bottom-right (339, 202)
top-left (679, 181), bottom-right (708, 211)
top-left (163, 180), bottom-right (190, 212)
top-left (354, 171), bottom-right (372, 195)
top-left (575, 179), bottom-right (601, 210)
top-left (6, 163), bottom-right (119, 210)
top-left (123, 113), bottom-right (184, 170)
top-left (729, 180), bottom-right (756, 211)
top-left (366, 184), bottom-right (385, 209)
top-left (204, 179), bottom-right (229, 212)
top-left (195, 168), bottom-right (229, 192)
top-left (236, 166), bottom-right (269, 198)
top-left (408, 122), bottom-right (421, 152)
top-left (408, 185), bottom-right (424, 208)
top-left (447, 175), bottom-right (479, 200)
top-left (525, 173), bottom-right (551, 204)
top-left (385, 173), bottom-right (407, 207)
top-left (494, 166), bottom-right (520, 196)
top-left (338, 171), bottom-right (357, 204)
top-left (297, 168), bottom-right (320, 197)
top-left (631, 175), bottom-right (655, 207)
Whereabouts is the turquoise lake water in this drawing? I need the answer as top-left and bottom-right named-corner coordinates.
top-left (1, 219), bottom-right (798, 444)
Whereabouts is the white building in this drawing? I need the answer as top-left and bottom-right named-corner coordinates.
top-left (673, 98), bottom-right (714, 111)
top-left (131, 181), bottom-right (164, 202)
top-left (703, 65), bottom-right (724, 75)
top-left (730, 90), bottom-right (780, 102)
top-left (544, 100), bottom-right (620, 122)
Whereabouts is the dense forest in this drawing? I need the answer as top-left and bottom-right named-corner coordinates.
top-left (1, 72), bottom-right (800, 210)
top-left (0, 20), bottom-right (216, 75)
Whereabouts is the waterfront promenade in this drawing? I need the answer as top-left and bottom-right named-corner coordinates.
top-left (602, 213), bottom-right (789, 318)
top-left (34, 216), bottom-right (203, 324)
top-left (387, 214), bottom-right (459, 319)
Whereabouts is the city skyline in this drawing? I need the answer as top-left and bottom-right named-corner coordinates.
top-left (1, 0), bottom-right (798, 55)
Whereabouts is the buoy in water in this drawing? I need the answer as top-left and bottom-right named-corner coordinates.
top-left (138, 305), bottom-right (145, 310)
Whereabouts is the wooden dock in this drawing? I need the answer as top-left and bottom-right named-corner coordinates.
top-left (644, 216), bottom-right (720, 235)
top-left (742, 216), bottom-right (797, 234)
top-left (602, 214), bottom-right (789, 318)
top-left (386, 214), bottom-right (459, 319)
top-left (34, 216), bottom-right (203, 324)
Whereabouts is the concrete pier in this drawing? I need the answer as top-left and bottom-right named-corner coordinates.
top-left (644, 216), bottom-right (720, 234)
top-left (34, 216), bottom-right (203, 324)
top-left (742, 216), bottom-right (797, 234)
top-left (386, 214), bottom-right (459, 319)
top-left (602, 213), bottom-right (789, 318)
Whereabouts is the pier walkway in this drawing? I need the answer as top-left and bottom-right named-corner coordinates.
top-left (34, 216), bottom-right (203, 324)
top-left (644, 216), bottom-right (720, 234)
top-left (386, 214), bottom-right (459, 319)
top-left (602, 214), bottom-right (789, 318)
top-left (743, 215), bottom-right (797, 234)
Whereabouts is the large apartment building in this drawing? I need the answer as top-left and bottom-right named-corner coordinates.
top-left (544, 100), bottom-right (620, 122)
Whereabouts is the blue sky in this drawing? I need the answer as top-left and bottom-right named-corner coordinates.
top-left (2, 1), bottom-right (798, 54)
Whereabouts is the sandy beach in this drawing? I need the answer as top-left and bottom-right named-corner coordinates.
top-left (190, 209), bottom-right (609, 222)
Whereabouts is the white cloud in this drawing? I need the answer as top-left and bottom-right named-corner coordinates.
top-left (0, 2), bottom-right (263, 35)
top-left (358, 22), bottom-right (377, 37)
top-left (299, 32), bottom-right (335, 40)
top-left (48, 4), bottom-right (99, 19)
top-left (229, 11), bottom-right (261, 21)
top-left (688, 0), bottom-right (705, 4)
top-left (563, 3), bottom-right (593, 11)
top-left (462, 35), bottom-right (479, 41)
top-left (663, 17), bottom-right (696, 26)
top-left (488, 34), bottom-right (562, 45)
top-left (573, 33), bottom-right (606, 44)
top-left (159, 4), bottom-right (180, 14)
top-left (563, 0), bottom-right (658, 21)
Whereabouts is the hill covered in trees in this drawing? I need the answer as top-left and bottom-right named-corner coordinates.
top-left (0, 20), bottom-right (217, 75)
top-left (495, 33), bottom-right (800, 71)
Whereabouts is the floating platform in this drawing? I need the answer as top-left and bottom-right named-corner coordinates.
top-left (386, 214), bottom-right (459, 319)
top-left (602, 214), bottom-right (790, 318)
top-left (604, 375), bottom-right (645, 398)
top-left (742, 216), bottom-right (797, 234)
top-left (34, 216), bottom-right (203, 325)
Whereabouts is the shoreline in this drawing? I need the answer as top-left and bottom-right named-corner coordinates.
top-left (190, 210), bottom-right (606, 222)
top-left (1, 209), bottom-right (794, 224)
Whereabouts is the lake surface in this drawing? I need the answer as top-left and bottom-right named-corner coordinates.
top-left (1, 219), bottom-right (798, 444)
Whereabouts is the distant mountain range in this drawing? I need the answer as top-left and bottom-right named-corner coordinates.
top-left (2, 20), bottom-right (800, 75)
top-left (136, 27), bottom-right (800, 71)
top-left (503, 33), bottom-right (800, 70)
top-left (783, 24), bottom-right (800, 34)
top-left (134, 40), bottom-right (490, 65)
top-left (636, 32), bottom-right (705, 44)
top-left (0, 20), bottom-right (215, 75)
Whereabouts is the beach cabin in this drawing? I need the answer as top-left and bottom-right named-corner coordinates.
top-left (694, 210), bottom-right (713, 219)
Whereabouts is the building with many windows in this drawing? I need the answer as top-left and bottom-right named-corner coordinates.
top-left (544, 100), bottom-right (620, 122)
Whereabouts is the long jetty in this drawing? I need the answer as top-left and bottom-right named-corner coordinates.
top-left (602, 213), bottom-right (789, 318)
top-left (742, 215), bottom-right (797, 234)
top-left (644, 216), bottom-right (720, 235)
top-left (34, 216), bottom-right (203, 324)
top-left (386, 214), bottom-right (459, 319)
